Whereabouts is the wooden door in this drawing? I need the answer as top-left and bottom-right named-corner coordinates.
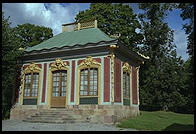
top-left (51, 70), bottom-right (67, 107)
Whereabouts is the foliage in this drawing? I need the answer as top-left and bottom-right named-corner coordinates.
top-left (178, 3), bottom-right (194, 114)
top-left (178, 3), bottom-right (194, 57)
top-left (117, 111), bottom-right (194, 131)
top-left (2, 12), bottom-right (23, 119)
top-left (2, 13), bottom-right (53, 119)
top-left (75, 3), bottom-right (143, 51)
top-left (13, 23), bottom-right (53, 48)
top-left (75, 3), bottom-right (193, 114)
top-left (138, 3), bottom-right (191, 113)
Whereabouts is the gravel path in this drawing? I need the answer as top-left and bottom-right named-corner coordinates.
top-left (2, 120), bottom-right (138, 131)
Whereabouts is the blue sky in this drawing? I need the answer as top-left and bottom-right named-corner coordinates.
top-left (2, 3), bottom-right (189, 61)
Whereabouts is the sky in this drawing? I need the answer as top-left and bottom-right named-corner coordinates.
top-left (2, 3), bottom-right (189, 61)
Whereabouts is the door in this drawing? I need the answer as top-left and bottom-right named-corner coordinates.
top-left (51, 70), bottom-right (67, 107)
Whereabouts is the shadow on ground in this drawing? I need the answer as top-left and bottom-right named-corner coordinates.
top-left (163, 123), bottom-right (194, 131)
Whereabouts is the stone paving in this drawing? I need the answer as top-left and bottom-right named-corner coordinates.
top-left (2, 119), bottom-right (138, 131)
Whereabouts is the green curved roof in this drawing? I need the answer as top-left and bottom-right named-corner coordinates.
top-left (25, 28), bottom-right (115, 52)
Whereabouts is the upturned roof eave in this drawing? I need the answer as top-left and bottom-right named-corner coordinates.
top-left (117, 41), bottom-right (149, 62)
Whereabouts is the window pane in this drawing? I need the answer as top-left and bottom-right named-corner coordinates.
top-left (80, 68), bottom-right (98, 96)
top-left (89, 91), bottom-right (94, 95)
top-left (62, 86), bottom-right (66, 92)
top-left (90, 85), bottom-right (94, 92)
top-left (83, 91), bottom-right (88, 95)
top-left (80, 91), bottom-right (84, 95)
top-left (62, 81), bottom-right (65, 86)
top-left (84, 85), bottom-right (88, 90)
top-left (24, 74), bottom-right (31, 97)
top-left (52, 92), bottom-right (56, 96)
top-left (123, 72), bottom-right (130, 99)
top-left (80, 85), bottom-right (84, 91)
top-left (52, 70), bottom-right (67, 97)
top-left (32, 73), bottom-right (39, 97)
top-left (62, 86), bottom-right (66, 96)
top-left (52, 86), bottom-right (58, 97)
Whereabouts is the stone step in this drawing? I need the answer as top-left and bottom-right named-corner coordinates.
top-left (32, 114), bottom-right (82, 118)
top-left (40, 108), bottom-right (73, 111)
top-left (26, 117), bottom-right (75, 121)
top-left (37, 112), bottom-right (75, 115)
top-left (39, 111), bottom-right (72, 113)
top-left (23, 108), bottom-right (84, 124)
top-left (23, 118), bottom-right (86, 124)
top-left (23, 119), bottom-right (66, 124)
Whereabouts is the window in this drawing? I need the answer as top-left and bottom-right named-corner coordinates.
top-left (52, 70), bottom-right (67, 97)
top-left (80, 68), bottom-right (98, 96)
top-left (24, 72), bottom-right (39, 97)
top-left (123, 72), bottom-right (130, 105)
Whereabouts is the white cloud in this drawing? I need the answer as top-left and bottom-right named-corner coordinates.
top-left (173, 30), bottom-right (189, 61)
top-left (2, 3), bottom-right (88, 35)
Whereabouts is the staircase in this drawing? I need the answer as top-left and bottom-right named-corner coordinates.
top-left (23, 108), bottom-right (84, 123)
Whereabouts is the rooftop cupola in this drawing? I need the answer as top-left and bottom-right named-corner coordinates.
top-left (62, 20), bottom-right (98, 32)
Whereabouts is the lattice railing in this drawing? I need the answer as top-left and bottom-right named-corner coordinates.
top-left (74, 20), bottom-right (97, 31)
top-left (81, 21), bottom-right (95, 29)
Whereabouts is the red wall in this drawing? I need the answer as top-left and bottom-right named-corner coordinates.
top-left (15, 72), bottom-right (21, 103)
top-left (114, 58), bottom-right (121, 102)
top-left (71, 60), bottom-right (75, 102)
top-left (104, 57), bottom-right (110, 102)
top-left (41, 63), bottom-right (47, 103)
top-left (132, 67), bottom-right (138, 104)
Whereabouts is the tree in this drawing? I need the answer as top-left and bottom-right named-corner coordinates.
top-left (178, 3), bottom-right (194, 114)
top-left (138, 3), bottom-right (188, 112)
top-left (13, 23), bottom-right (53, 48)
top-left (75, 3), bottom-right (143, 51)
top-left (178, 3), bottom-right (194, 57)
top-left (2, 12), bottom-right (23, 119)
top-left (2, 13), bottom-right (54, 119)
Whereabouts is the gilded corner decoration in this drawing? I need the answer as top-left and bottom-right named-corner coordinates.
top-left (137, 51), bottom-right (150, 60)
top-left (79, 56), bottom-right (101, 67)
top-left (50, 58), bottom-right (68, 71)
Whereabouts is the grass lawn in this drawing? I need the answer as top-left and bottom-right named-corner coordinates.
top-left (117, 111), bottom-right (194, 131)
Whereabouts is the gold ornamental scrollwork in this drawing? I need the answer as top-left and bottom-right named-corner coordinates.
top-left (50, 58), bottom-right (67, 71)
top-left (123, 62), bottom-right (131, 74)
top-left (136, 66), bottom-right (140, 71)
top-left (79, 56), bottom-right (101, 67)
top-left (24, 62), bottom-right (41, 74)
